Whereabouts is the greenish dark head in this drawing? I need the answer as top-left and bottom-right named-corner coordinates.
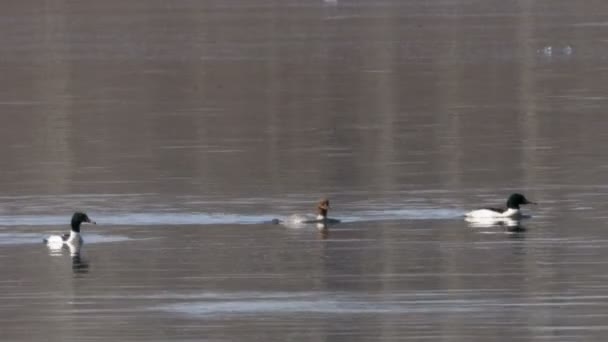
top-left (71, 212), bottom-right (95, 232)
top-left (506, 193), bottom-right (536, 209)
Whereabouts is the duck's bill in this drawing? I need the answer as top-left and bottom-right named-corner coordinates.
top-left (86, 219), bottom-right (97, 224)
top-left (526, 201), bottom-right (538, 205)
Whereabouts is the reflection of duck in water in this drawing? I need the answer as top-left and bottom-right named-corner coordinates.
top-left (67, 242), bottom-right (90, 274)
top-left (465, 193), bottom-right (536, 219)
top-left (46, 237), bottom-right (90, 274)
top-left (273, 198), bottom-right (341, 228)
top-left (44, 212), bottom-right (95, 249)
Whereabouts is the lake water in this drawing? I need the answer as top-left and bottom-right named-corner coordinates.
top-left (2, 1), bottom-right (608, 340)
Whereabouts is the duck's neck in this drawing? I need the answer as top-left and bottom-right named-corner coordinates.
top-left (503, 208), bottom-right (520, 217)
top-left (316, 207), bottom-right (328, 220)
top-left (67, 230), bottom-right (81, 243)
top-left (71, 221), bottom-right (81, 233)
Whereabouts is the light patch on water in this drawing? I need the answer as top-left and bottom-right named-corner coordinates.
top-left (343, 208), bottom-right (464, 222)
top-left (159, 296), bottom-right (482, 317)
top-left (573, 22), bottom-right (608, 27)
top-left (0, 207), bottom-right (463, 227)
top-left (155, 290), bottom-right (608, 319)
top-left (0, 213), bottom-right (277, 226)
top-left (0, 233), bottom-right (43, 245)
top-left (0, 232), bottom-right (131, 245)
top-left (77, 233), bottom-right (131, 244)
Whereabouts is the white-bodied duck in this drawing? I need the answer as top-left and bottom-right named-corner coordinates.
top-left (465, 193), bottom-right (536, 219)
top-left (44, 212), bottom-right (96, 248)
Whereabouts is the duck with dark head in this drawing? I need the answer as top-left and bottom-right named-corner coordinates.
top-left (465, 193), bottom-right (536, 219)
top-left (44, 212), bottom-right (96, 247)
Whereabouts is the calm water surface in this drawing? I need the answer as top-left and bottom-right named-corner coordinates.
top-left (2, 1), bottom-right (608, 341)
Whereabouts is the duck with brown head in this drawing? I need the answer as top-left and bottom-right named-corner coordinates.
top-left (303, 198), bottom-right (340, 224)
top-left (316, 198), bottom-right (330, 220)
top-left (271, 198), bottom-right (341, 227)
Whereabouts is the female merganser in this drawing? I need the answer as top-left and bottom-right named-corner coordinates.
top-left (302, 198), bottom-right (341, 224)
top-left (273, 198), bottom-right (341, 227)
top-left (44, 212), bottom-right (96, 247)
top-left (465, 193), bottom-right (536, 219)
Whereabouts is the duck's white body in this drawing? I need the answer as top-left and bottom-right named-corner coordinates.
top-left (465, 216), bottom-right (521, 229)
top-left (44, 212), bottom-right (93, 250)
top-left (45, 235), bottom-right (64, 246)
top-left (465, 208), bottom-right (521, 219)
top-left (66, 231), bottom-right (83, 244)
top-left (46, 231), bottom-right (82, 249)
top-left (464, 193), bottom-right (536, 227)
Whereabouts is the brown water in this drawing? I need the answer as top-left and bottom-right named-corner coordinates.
top-left (2, 1), bottom-right (608, 341)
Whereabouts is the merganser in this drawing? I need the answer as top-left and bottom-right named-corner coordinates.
top-left (302, 198), bottom-right (341, 224)
top-left (273, 198), bottom-right (341, 227)
top-left (465, 193), bottom-right (536, 219)
top-left (44, 212), bottom-right (96, 248)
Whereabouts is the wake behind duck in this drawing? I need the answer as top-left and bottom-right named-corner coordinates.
top-left (275, 198), bottom-right (341, 229)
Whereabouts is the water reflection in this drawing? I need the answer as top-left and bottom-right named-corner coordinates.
top-left (317, 222), bottom-right (330, 239)
top-left (71, 253), bottom-right (90, 274)
top-left (46, 241), bottom-right (89, 274)
top-left (279, 217), bottom-right (332, 239)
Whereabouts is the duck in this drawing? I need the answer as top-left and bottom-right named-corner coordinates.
top-left (44, 212), bottom-right (96, 247)
top-left (273, 198), bottom-right (341, 227)
top-left (301, 198), bottom-right (341, 224)
top-left (465, 193), bottom-right (536, 219)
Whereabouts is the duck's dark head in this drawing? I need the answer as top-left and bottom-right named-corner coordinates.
top-left (506, 193), bottom-right (536, 209)
top-left (317, 198), bottom-right (330, 218)
top-left (71, 212), bottom-right (95, 232)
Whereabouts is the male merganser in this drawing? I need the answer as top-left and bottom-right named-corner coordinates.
top-left (44, 212), bottom-right (96, 247)
top-left (465, 193), bottom-right (536, 219)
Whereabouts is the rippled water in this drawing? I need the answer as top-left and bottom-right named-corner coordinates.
top-left (2, 0), bottom-right (608, 341)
